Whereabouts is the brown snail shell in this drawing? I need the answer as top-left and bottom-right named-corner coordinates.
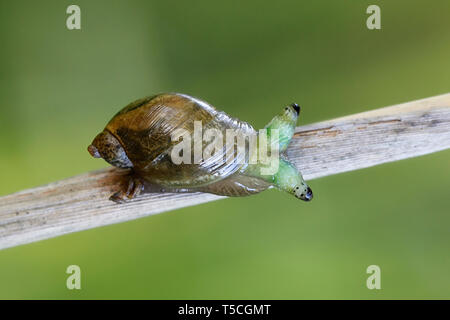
top-left (95, 93), bottom-right (266, 194)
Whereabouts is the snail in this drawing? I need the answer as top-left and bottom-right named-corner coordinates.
top-left (88, 93), bottom-right (313, 203)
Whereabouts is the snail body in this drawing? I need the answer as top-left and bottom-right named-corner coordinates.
top-left (88, 93), bottom-right (313, 203)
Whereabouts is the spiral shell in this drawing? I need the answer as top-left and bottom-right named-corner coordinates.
top-left (105, 93), bottom-right (256, 189)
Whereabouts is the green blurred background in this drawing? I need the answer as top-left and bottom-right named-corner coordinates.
top-left (0, 0), bottom-right (449, 299)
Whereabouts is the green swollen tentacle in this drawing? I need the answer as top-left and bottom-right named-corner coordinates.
top-left (242, 103), bottom-right (313, 201)
top-left (274, 158), bottom-right (312, 201)
top-left (264, 103), bottom-right (299, 152)
top-left (244, 158), bottom-right (312, 201)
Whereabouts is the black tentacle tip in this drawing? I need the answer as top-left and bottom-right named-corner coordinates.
top-left (299, 187), bottom-right (313, 202)
top-left (305, 187), bottom-right (313, 201)
top-left (291, 103), bottom-right (300, 115)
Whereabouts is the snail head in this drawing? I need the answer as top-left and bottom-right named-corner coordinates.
top-left (88, 130), bottom-right (133, 169)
